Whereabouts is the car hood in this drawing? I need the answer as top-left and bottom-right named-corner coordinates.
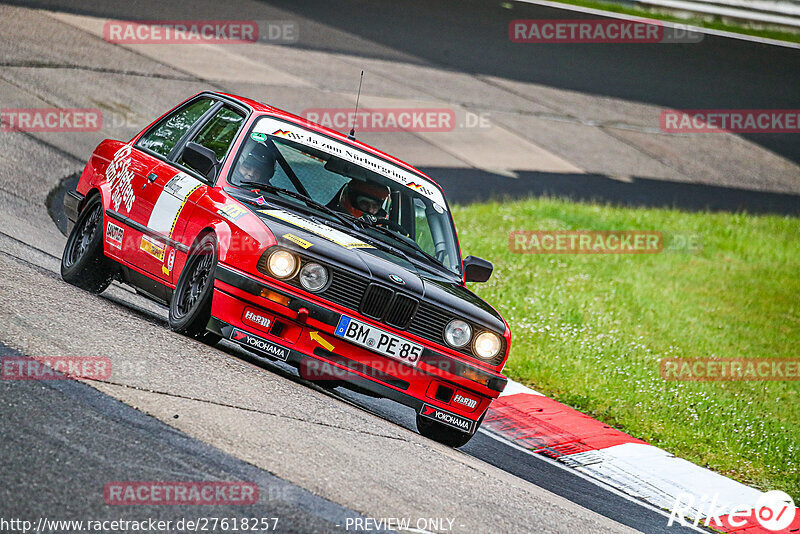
top-left (245, 199), bottom-right (505, 333)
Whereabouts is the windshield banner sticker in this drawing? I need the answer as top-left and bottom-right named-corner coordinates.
top-left (253, 117), bottom-right (447, 209)
top-left (260, 209), bottom-right (373, 249)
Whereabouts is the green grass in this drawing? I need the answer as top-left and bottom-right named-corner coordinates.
top-left (452, 197), bottom-right (800, 499)
top-left (514, 0), bottom-right (800, 44)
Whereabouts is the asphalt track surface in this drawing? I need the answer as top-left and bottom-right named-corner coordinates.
top-left (0, 1), bottom-right (796, 533)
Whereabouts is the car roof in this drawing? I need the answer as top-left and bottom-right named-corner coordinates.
top-left (212, 91), bottom-right (448, 197)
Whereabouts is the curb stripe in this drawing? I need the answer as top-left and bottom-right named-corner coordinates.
top-left (487, 381), bottom-right (797, 531)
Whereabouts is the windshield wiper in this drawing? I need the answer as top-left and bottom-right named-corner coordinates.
top-left (238, 181), bottom-right (357, 229)
top-left (358, 218), bottom-right (447, 271)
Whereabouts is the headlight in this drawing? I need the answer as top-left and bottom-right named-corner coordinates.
top-left (299, 262), bottom-right (328, 292)
top-left (267, 250), bottom-right (297, 278)
top-left (444, 319), bottom-right (472, 348)
top-left (474, 331), bottom-right (501, 359)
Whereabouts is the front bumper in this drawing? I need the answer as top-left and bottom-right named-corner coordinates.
top-left (210, 264), bottom-right (508, 432)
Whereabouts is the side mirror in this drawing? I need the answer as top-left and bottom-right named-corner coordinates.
top-left (463, 255), bottom-right (493, 283)
top-left (182, 142), bottom-right (219, 180)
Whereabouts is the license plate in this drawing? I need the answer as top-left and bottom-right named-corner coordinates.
top-left (334, 315), bottom-right (423, 366)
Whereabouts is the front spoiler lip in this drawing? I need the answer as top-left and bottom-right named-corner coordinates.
top-left (210, 317), bottom-right (483, 432)
top-left (214, 263), bottom-right (508, 393)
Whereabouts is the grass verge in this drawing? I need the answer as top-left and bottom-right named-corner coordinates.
top-left (453, 197), bottom-right (799, 499)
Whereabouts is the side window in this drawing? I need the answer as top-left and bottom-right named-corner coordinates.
top-left (182, 107), bottom-right (245, 164)
top-left (137, 98), bottom-right (214, 157)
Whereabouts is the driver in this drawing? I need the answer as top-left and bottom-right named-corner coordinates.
top-left (333, 180), bottom-right (390, 218)
top-left (233, 142), bottom-right (277, 187)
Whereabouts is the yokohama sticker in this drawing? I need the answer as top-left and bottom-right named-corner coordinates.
top-left (419, 404), bottom-right (474, 433)
top-left (105, 221), bottom-right (123, 248)
top-left (107, 144), bottom-right (136, 213)
top-left (229, 328), bottom-right (289, 361)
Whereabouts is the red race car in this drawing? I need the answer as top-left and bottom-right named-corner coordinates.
top-left (61, 91), bottom-right (510, 446)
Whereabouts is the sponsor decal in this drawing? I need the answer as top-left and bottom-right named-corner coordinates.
top-left (162, 248), bottom-right (176, 276)
top-left (389, 274), bottom-right (404, 285)
top-left (140, 235), bottom-right (166, 262)
top-left (260, 209), bottom-right (373, 249)
top-left (453, 393), bottom-right (478, 410)
top-left (229, 328), bottom-right (289, 361)
top-left (107, 144), bottom-right (136, 213)
top-left (242, 308), bottom-right (273, 333)
top-left (256, 118), bottom-right (447, 208)
top-left (218, 203), bottom-right (249, 222)
top-left (147, 172), bottom-right (203, 238)
top-left (105, 221), bottom-right (124, 248)
top-left (251, 196), bottom-right (267, 206)
top-left (420, 404), bottom-right (474, 433)
top-left (103, 481), bottom-right (258, 505)
top-left (281, 233), bottom-right (313, 249)
top-left (251, 132), bottom-right (268, 142)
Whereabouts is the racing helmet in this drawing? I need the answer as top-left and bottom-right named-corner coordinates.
top-left (235, 142), bottom-right (277, 186)
top-left (340, 180), bottom-right (390, 218)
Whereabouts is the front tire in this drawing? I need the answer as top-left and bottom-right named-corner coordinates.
top-left (61, 194), bottom-right (115, 293)
top-left (169, 234), bottom-right (221, 345)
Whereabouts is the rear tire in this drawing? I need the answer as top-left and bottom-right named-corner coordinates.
top-left (416, 411), bottom-right (483, 448)
top-left (61, 195), bottom-right (115, 293)
top-left (169, 234), bottom-right (221, 345)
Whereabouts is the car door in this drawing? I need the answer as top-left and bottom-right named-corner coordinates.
top-left (111, 97), bottom-right (216, 279)
top-left (145, 104), bottom-right (247, 283)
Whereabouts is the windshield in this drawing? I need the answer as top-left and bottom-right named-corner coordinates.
top-left (228, 117), bottom-right (461, 275)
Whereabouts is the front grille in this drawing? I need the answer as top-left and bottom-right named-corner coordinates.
top-left (278, 263), bottom-right (504, 366)
top-left (360, 284), bottom-right (394, 319)
top-left (359, 283), bottom-right (418, 330)
top-left (320, 268), bottom-right (370, 310)
top-left (407, 303), bottom-right (450, 343)
top-left (384, 293), bottom-right (418, 329)
top-left (409, 303), bottom-right (506, 367)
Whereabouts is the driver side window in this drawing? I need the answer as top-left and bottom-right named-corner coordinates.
top-left (179, 107), bottom-right (245, 171)
top-left (137, 98), bottom-right (214, 158)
